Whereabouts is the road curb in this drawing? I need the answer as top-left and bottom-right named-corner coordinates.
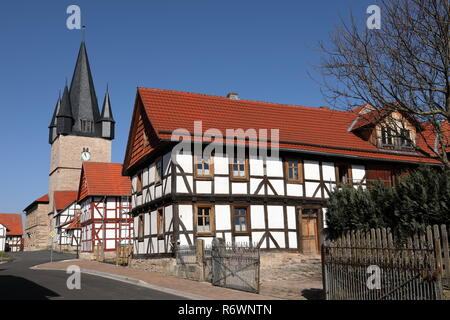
top-left (30, 266), bottom-right (211, 300)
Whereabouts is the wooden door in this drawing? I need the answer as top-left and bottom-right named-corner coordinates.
top-left (300, 209), bottom-right (320, 254)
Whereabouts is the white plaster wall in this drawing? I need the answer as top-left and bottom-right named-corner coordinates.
top-left (250, 178), bottom-right (263, 194)
top-left (352, 165), bottom-right (366, 183)
top-left (175, 153), bottom-right (193, 174)
top-left (165, 206), bottom-right (173, 232)
top-left (286, 184), bottom-right (303, 197)
top-left (177, 176), bottom-right (193, 194)
top-left (270, 179), bottom-right (284, 195)
top-left (249, 158), bottom-right (264, 176)
top-left (266, 159), bottom-right (283, 177)
top-left (213, 154), bottom-right (229, 174)
top-left (179, 205), bottom-right (193, 231)
top-left (304, 160), bottom-right (320, 180)
top-left (196, 180), bottom-right (212, 194)
top-left (231, 182), bottom-right (247, 194)
top-left (305, 182), bottom-right (320, 197)
top-left (250, 205), bottom-right (265, 229)
top-left (286, 206), bottom-right (296, 229)
top-left (215, 205), bottom-right (231, 230)
top-left (214, 177), bottom-right (229, 194)
top-left (267, 205), bottom-right (284, 229)
top-left (322, 162), bottom-right (336, 182)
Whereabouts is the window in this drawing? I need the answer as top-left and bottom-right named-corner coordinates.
top-left (136, 173), bottom-right (143, 195)
top-left (155, 159), bottom-right (162, 185)
top-left (137, 214), bottom-right (144, 242)
top-left (195, 205), bottom-right (214, 235)
top-left (381, 126), bottom-right (394, 146)
top-left (400, 129), bottom-right (412, 147)
top-left (233, 206), bottom-right (250, 234)
top-left (80, 120), bottom-right (93, 133)
top-left (157, 209), bottom-right (164, 238)
top-left (194, 156), bottom-right (213, 178)
top-left (230, 157), bottom-right (248, 180)
top-left (285, 159), bottom-right (303, 183)
top-left (336, 163), bottom-right (353, 184)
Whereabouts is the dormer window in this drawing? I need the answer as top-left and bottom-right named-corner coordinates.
top-left (379, 125), bottom-right (414, 150)
top-left (80, 120), bottom-right (93, 133)
top-left (381, 126), bottom-right (394, 146)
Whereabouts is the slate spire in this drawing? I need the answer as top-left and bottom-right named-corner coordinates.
top-left (99, 87), bottom-right (115, 140)
top-left (48, 94), bottom-right (61, 144)
top-left (68, 40), bottom-right (101, 136)
top-left (56, 84), bottom-right (74, 135)
top-left (48, 40), bottom-right (114, 143)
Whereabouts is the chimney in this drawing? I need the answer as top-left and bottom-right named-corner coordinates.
top-left (227, 92), bottom-right (240, 100)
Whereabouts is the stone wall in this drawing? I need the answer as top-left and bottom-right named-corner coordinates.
top-left (24, 203), bottom-right (52, 251)
top-left (129, 257), bottom-right (204, 281)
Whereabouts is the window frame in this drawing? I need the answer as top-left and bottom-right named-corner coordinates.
top-left (231, 205), bottom-right (251, 235)
top-left (194, 155), bottom-right (214, 179)
top-left (154, 158), bottom-right (162, 186)
top-left (137, 214), bottom-right (144, 242)
top-left (136, 172), bottom-right (143, 196)
top-left (194, 204), bottom-right (215, 236)
top-left (284, 158), bottom-right (304, 184)
top-left (229, 157), bottom-right (249, 181)
top-left (335, 163), bottom-right (353, 184)
top-left (156, 208), bottom-right (164, 239)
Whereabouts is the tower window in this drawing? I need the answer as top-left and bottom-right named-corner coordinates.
top-left (80, 120), bottom-right (93, 133)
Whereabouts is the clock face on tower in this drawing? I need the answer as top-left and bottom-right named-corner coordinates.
top-left (81, 149), bottom-right (91, 161)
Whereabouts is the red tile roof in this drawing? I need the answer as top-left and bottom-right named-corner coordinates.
top-left (54, 191), bottom-right (78, 212)
top-left (78, 162), bottom-right (131, 202)
top-left (123, 88), bottom-right (442, 171)
top-left (23, 194), bottom-right (49, 213)
top-left (66, 215), bottom-right (81, 230)
top-left (0, 214), bottom-right (23, 236)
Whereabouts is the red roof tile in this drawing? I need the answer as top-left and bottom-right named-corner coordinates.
top-left (123, 88), bottom-right (442, 171)
top-left (23, 194), bottom-right (49, 212)
top-left (78, 162), bottom-right (131, 202)
top-left (0, 214), bottom-right (23, 236)
top-left (54, 191), bottom-right (78, 212)
top-left (66, 215), bottom-right (81, 230)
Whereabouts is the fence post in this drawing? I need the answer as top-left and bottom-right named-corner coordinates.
top-left (196, 239), bottom-right (205, 281)
top-left (321, 243), bottom-right (328, 300)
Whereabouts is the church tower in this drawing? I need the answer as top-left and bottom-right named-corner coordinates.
top-left (48, 40), bottom-right (114, 213)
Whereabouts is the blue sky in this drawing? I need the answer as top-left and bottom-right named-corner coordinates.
top-left (0, 0), bottom-right (374, 216)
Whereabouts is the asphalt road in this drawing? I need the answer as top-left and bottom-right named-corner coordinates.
top-left (0, 251), bottom-right (187, 300)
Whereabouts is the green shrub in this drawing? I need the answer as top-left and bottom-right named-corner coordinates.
top-left (325, 166), bottom-right (450, 240)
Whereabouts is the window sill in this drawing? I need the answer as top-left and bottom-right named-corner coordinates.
top-left (230, 176), bottom-right (249, 182)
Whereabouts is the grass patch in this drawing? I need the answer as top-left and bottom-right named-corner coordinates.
top-left (0, 252), bottom-right (12, 262)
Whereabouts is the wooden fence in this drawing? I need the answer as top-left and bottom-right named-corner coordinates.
top-left (322, 225), bottom-right (449, 300)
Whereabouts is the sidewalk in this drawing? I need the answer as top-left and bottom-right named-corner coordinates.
top-left (32, 259), bottom-right (278, 300)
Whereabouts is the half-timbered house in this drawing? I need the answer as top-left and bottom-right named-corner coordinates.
top-left (0, 214), bottom-right (23, 252)
top-left (78, 162), bottom-right (133, 259)
top-left (51, 191), bottom-right (79, 252)
top-left (123, 88), bottom-right (443, 256)
top-left (0, 224), bottom-right (7, 252)
top-left (65, 215), bottom-right (82, 251)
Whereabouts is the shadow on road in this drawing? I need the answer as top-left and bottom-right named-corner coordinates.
top-left (0, 275), bottom-right (60, 300)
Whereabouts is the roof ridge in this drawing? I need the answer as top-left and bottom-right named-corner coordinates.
top-left (138, 87), bottom-right (351, 114)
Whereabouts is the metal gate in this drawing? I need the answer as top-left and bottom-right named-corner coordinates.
top-left (322, 226), bottom-right (445, 300)
top-left (211, 238), bottom-right (260, 293)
